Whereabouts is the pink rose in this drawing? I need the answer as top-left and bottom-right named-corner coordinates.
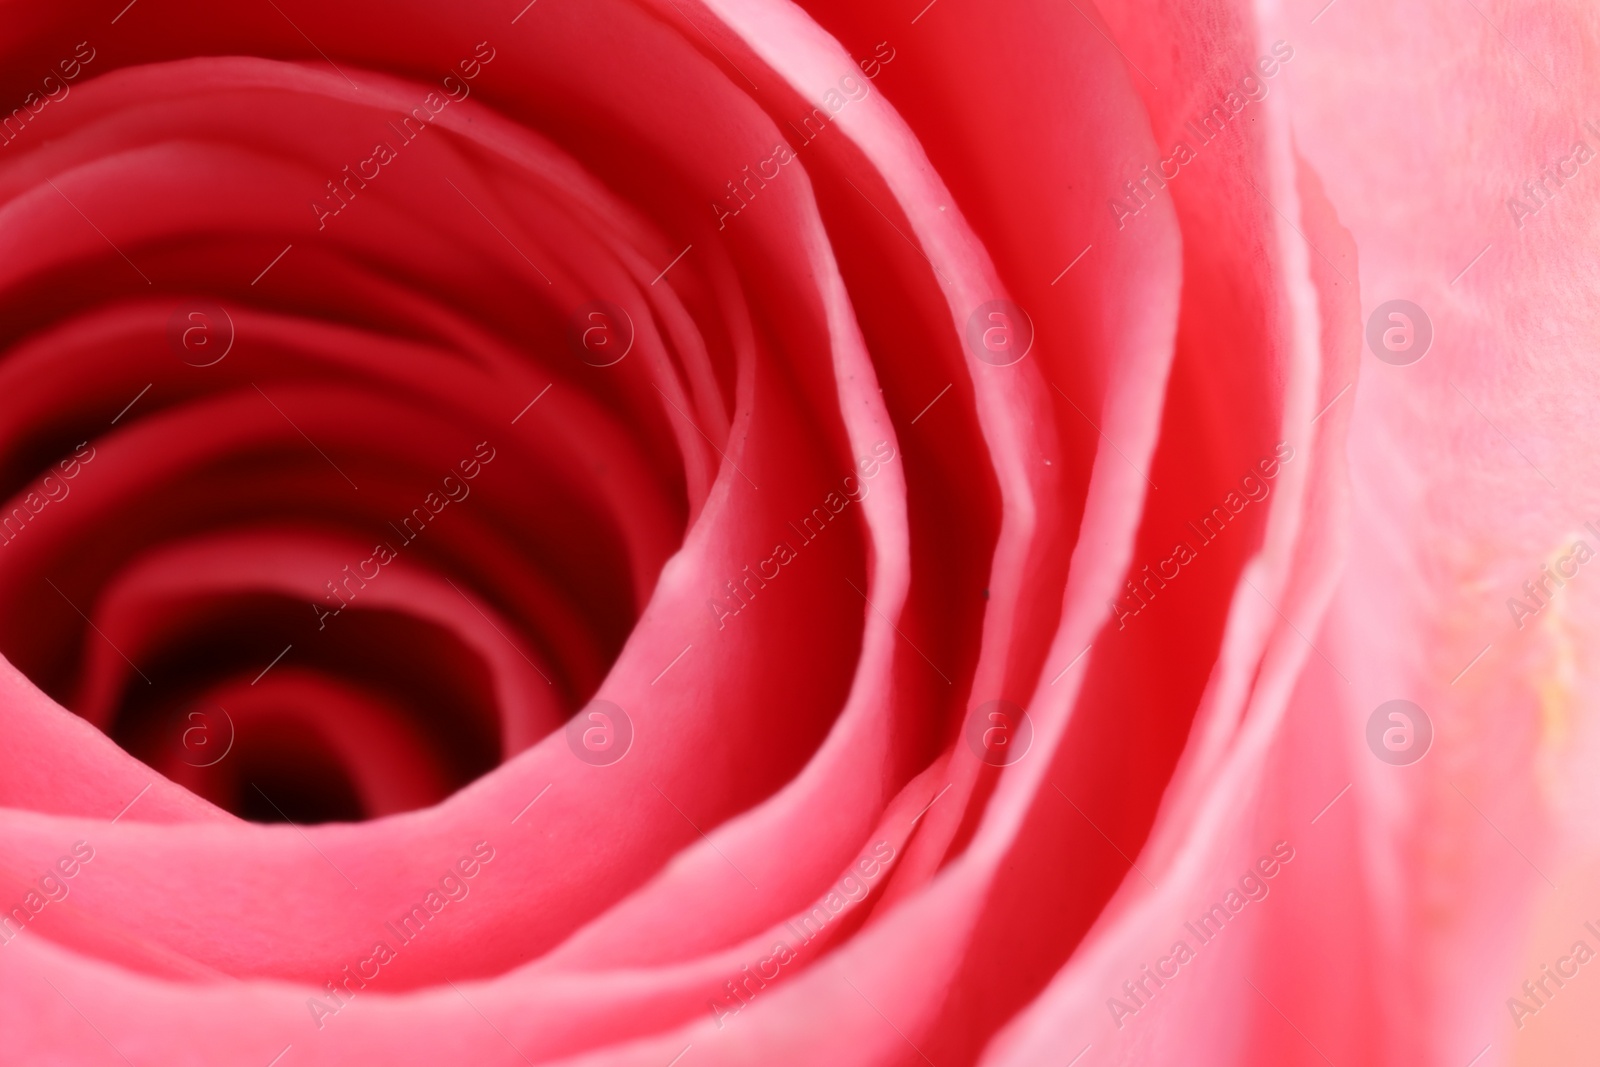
top-left (0, 0), bottom-right (1583, 1063)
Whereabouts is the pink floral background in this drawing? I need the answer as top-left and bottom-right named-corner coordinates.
top-left (0, 0), bottom-right (1595, 1063)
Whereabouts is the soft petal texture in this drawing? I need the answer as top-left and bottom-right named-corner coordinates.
top-left (0, 0), bottom-right (1592, 1064)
